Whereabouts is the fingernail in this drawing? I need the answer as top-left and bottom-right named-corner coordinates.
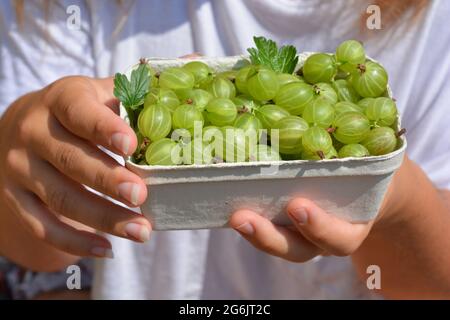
top-left (91, 246), bottom-right (114, 259)
top-left (290, 207), bottom-right (308, 225)
top-left (235, 222), bottom-right (254, 236)
top-left (124, 223), bottom-right (151, 242)
top-left (111, 133), bottom-right (131, 155)
top-left (117, 182), bottom-right (141, 206)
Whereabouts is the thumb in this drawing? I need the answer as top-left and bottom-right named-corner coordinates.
top-left (286, 198), bottom-right (372, 256)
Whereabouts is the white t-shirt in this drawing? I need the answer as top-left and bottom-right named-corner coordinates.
top-left (1, 0), bottom-right (449, 299)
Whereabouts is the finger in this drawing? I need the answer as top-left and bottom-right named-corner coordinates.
top-left (3, 183), bottom-right (114, 258)
top-left (229, 210), bottom-right (322, 263)
top-left (29, 116), bottom-right (146, 206)
top-left (49, 77), bottom-right (137, 156)
top-left (286, 198), bottom-right (372, 256)
top-left (12, 151), bottom-right (152, 243)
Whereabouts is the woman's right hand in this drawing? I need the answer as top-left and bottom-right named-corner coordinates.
top-left (0, 76), bottom-right (152, 265)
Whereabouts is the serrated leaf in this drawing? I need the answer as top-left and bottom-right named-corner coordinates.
top-left (113, 63), bottom-right (150, 110)
top-left (277, 45), bottom-right (298, 74)
top-left (247, 36), bottom-right (298, 74)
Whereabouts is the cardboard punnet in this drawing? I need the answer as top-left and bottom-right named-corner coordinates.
top-left (120, 54), bottom-right (406, 230)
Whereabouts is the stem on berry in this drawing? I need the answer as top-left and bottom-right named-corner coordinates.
top-left (313, 84), bottom-right (321, 95)
top-left (238, 106), bottom-right (249, 114)
top-left (396, 128), bottom-right (406, 138)
top-left (357, 63), bottom-right (366, 74)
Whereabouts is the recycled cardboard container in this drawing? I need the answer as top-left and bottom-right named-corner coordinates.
top-left (120, 54), bottom-right (406, 230)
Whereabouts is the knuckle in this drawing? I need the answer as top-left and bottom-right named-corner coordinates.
top-left (55, 145), bottom-right (78, 172)
top-left (58, 101), bottom-right (78, 124)
top-left (93, 167), bottom-right (119, 194)
top-left (12, 205), bottom-right (48, 242)
top-left (47, 188), bottom-right (73, 217)
top-left (45, 76), bottom-right (90, 113)
top-left (16, 118), bottom-right (30, 142)
top-left (27, 220), bottom-right (47, 242)
top-left (94, 169), bottom-right (107, 190)
top-left (43, 77), bottom-right (73, 105)
top-left (98, 209), bottom-right (115, 232)
top-left (92, 116), bottom-right (108, 137)
top-left (4, 149), bottom-right (21, 173)
top-left (47, 76), bottom-right (86, 95)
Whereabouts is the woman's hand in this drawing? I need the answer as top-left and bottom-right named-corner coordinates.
top-left (229, 158), bottom-right (407, 262)
top-left (0, 76), bottom-right (152, 265)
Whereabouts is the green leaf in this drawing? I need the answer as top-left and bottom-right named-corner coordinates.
top-left (247, 36), bottom-right (298, 74)
top-left (113, 63), bottom-right (150, 110)
top-left (248, 36), bottom-right (278, 67)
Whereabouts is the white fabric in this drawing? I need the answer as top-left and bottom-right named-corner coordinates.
top-left (1, 0), bottom-right (449, 299)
